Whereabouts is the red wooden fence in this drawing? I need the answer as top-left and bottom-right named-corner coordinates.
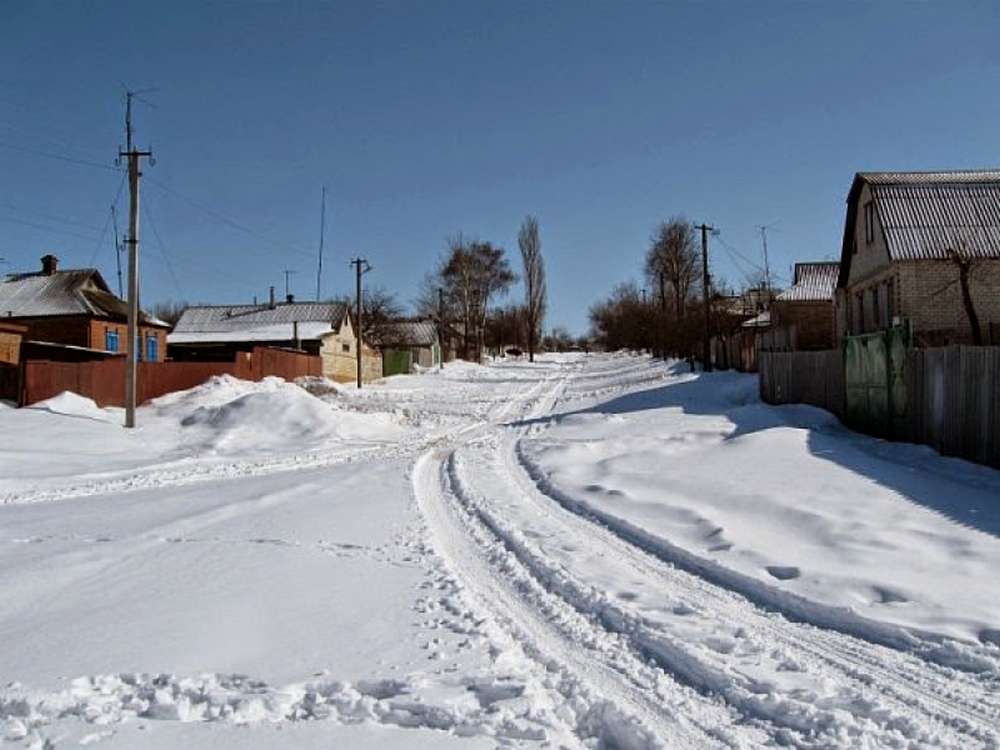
top-left (19, 347), bottom-right (322, 407)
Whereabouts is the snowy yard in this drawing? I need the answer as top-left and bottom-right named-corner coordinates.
top-left (1, 353), bottom-right (998, 748)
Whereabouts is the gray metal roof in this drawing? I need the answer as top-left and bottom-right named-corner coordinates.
top-left (858, 170), bottom-right (1000, 186)
top-left (0, 268), bottom-right (123, 318)
top-left (872, 183), bottom-right (1000, 261)
top-left (378, 320), bottom-right (439, 348)
top-left (776, 262), bottom-right (839, 302)
top-left (171, 302), bottom-right (349, 337)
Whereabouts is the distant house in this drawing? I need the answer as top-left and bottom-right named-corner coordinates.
top-left (835, 170), bottom-right (1000, 346)
top-left (377, 320), bottom-right (441, 376)
top-left (770, 262), bottom-right (839, 350)
top-left (0, 254), bottom-right (168, 361)
top-left (168, 296), bottom-right (380, 383)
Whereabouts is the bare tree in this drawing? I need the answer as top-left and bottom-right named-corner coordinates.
top-left (947, 244), bottom-right (984, 345)
top-left (438, 236), bottom-right (516, 361)
top-left (346, 285), bottom-right (404, 347)
top-left (150, 300), bottom-right (187, 328)
top-left (518, 215), bottom-right (547, 362)
top-left (645, 217), bottom-right (700, 320)
top-left (644, 217), bottom-right (701, 358)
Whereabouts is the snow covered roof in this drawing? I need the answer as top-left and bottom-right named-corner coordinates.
top-left (168, 301), bottom-right (349, 344)
top-left (776, 262), bottom-right (838, 303)
top-left (0, 264), bottom-right (165, 326)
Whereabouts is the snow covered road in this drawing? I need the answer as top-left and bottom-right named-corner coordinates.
top-left (2, 354), bottom-right (999, 747)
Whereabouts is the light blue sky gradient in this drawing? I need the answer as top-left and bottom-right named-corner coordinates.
top-left (2, 1), bottom-right (998, 335)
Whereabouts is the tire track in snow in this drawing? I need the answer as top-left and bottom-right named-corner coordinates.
top-left (426, 356), bottom-right (999, 747)
top-left (413, 448), bottom-right (740, 749)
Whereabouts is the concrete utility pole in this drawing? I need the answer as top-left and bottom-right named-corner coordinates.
top-left (695, 223), bottom-right (717, 373)
top-left (350, 257), bottom-right (370, 388)
top-left (119, 91), bottom-right (153, 428)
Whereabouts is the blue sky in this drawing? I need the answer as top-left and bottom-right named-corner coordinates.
top-left (2, 1), bottom-right (998, 336)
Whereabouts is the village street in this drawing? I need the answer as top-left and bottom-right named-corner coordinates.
top-left (1, 354), bottom-right (999, 748)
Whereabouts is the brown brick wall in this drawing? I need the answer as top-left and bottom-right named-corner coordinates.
top-left (772, 300), bottom-right (836, 349)
top-left (16, 317), bottom-right (92, 347)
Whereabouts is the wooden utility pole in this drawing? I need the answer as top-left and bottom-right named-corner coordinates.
top-left (695, 223), bottom-right (716, 373)
top-left (119, 92), bottom-right (152, 428)
top-left (350, 257), bottom-right (370, 388)
top-left (438, 287), bottom-right (445, 369)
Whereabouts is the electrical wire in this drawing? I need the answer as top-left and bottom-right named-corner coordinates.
top-left (0, 140), bottom-right (119, 172)
top-left (146, 176), bottom-right (314, 261)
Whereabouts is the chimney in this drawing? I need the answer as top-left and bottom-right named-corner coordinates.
top-left (41, 254), bottom-right (59, 275)
top-left (268, 286), bottom-right (276, 310)
top-left (286, 293), bottom-right (294, 304)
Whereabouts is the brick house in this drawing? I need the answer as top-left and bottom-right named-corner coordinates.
top-left (771, 262), bottom-right (839, 350)
top-left (0, 255), bottom-right (169, 360)
top-left (835, 170), bottom-right (1000, 346)
top-left (168, 297), bottom-right (381, 383)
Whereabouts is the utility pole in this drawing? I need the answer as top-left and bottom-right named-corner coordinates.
top-left (760, 225), bottom-right (772, 301)
top-left (695, 223), bottom-right (717, 373)
top-left (118, 91), bottom-right (153, 428)
top-left (350, 257), bottom-right (370, 388)
top-left (438, 287), bottom-right (445, 369)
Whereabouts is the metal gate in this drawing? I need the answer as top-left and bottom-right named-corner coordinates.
top-left (382, 349), bottom-right (413, 377)
top-left (843, 324), bottom-right (911, 439)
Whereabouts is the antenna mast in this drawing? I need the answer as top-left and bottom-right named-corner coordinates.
top-left (316, 186), bottom-right (326, 301)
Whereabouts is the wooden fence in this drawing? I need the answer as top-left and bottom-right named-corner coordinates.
top-left (760, 345), bottom-right (1000, 470)
top-left (758, 349), bottom-right (845, 420)
top-left (18, 347), bottom-right (321, 408)
top-left (908, 347), bottom-right (1000, 469)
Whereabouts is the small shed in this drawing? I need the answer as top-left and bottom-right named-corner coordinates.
top-left (378, 321), bottom-right (441, 376)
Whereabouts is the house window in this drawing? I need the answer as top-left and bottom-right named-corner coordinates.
top-left (853, 292), bottom-right (863, 333)
top-left (105, 329), bottom-right (120, 353)
top-left (871, 286), bottom-right (880, 328)
top-left (146, 335), bottom-right (159, 362)
top-left (864, 201), bottom-right (875, 244)
top-left (342, 342), bottom-right (351, 353)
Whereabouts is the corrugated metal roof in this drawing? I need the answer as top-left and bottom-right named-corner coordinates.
top-left (859, 170), bottom-right (1000, 185)
top-left (0, 269), bottom-right (116, 317)
top-left (378, 321), bottom-right (438, 347)
top-left (168, 321), bottom-right (338, 344)
top-left (776, 262), bottom-right (839, 302)
top-left (170, 302), bottom-right (348, 340)
top-left (872, 182), bottom-right (1000, 261)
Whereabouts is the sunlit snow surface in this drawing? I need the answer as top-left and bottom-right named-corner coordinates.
top-left (1, 354), bottom-right (998, 748)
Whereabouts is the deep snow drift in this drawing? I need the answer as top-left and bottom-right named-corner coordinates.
top-left (1, 354), bottom-right (998, 748)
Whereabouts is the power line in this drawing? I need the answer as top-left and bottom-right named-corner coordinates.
top-left (145, 176), bottom-right (314, 260)
top-left (0, 140), bottom-right (120, 172)
top-left (141, 200), bottom-right (184, 301)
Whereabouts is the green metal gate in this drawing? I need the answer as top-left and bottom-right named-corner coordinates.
top-left (843, 324), bottom-right (911, 439)
top-left (382, 349), bottom-right (413, 377)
